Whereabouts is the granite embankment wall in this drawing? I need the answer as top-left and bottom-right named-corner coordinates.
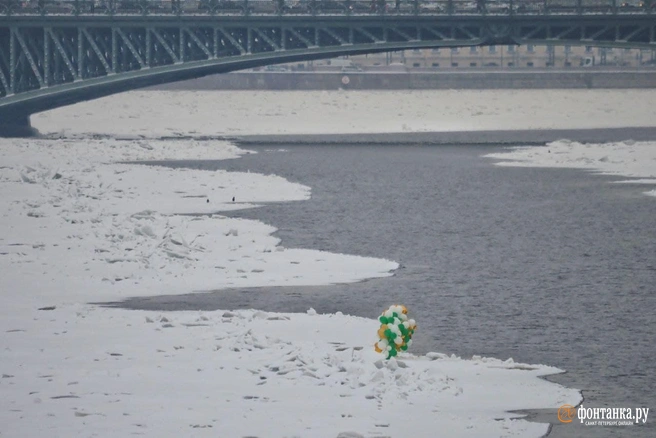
top-left (156, 70), bottom-right (656, 90)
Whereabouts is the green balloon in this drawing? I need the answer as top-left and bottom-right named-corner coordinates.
top-left (384, 329), bottom-right (392, 338)
top-left (401, 344), bottom-right (408, 351)
top-left (389, 348), bottom-right (398, 357)
top-left (399, 325), bottom-right (407, 335)
top-left (379, 316), bottom-right (387, 324)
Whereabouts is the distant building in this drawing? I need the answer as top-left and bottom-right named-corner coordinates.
top-left (281, 45), bottom-right (656, 71)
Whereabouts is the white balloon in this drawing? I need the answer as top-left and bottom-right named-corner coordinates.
top-left (394, 337), bottom-right (403, 345)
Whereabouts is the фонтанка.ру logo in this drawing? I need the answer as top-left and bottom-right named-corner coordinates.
top-left (558, 404), bottom-right (650, 427)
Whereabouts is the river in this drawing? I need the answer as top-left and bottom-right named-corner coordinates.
top-left (117, 141), bottom-right (655, 437)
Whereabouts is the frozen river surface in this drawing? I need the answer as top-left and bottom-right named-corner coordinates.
top-left (121, 142), bottom-right (656, 437)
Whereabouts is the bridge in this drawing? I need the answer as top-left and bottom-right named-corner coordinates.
top-left (1, 0), bottom-right (655, 135)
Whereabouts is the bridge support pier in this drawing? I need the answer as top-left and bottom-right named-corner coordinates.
top-left (0, 114), bottom-right (38, 138)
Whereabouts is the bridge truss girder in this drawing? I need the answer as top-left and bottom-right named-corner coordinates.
top-left (1, 16), bottom-right (655, 115)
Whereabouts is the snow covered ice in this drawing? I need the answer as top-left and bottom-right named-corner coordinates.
top-left (32, 89), bottom-right (656, 137)
top-left (11, 89), bottom-right (656, 437)
top-left (484, 139), bottom-right (656, 198)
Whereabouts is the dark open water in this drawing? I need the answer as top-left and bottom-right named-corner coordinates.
top-left (117, 143), bottom-right (656, 437)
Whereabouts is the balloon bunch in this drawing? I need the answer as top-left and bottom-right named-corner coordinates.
top-left (374, 305), bottom-right (417, 359)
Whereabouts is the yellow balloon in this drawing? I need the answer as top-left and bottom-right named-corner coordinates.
top-left (377, 325), bottom-right (387, 339)
top-left (374, 343), bottom-right (382, 353)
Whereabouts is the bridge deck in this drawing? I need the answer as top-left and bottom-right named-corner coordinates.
top-left (2, 0), bottom-right (656, 18)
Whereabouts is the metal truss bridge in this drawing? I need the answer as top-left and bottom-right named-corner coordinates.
top-left (1, 0), bottom-right (655, 134)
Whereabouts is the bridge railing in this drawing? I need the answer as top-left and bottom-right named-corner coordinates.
top-left (0, 0), bottom-right (653, 16)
